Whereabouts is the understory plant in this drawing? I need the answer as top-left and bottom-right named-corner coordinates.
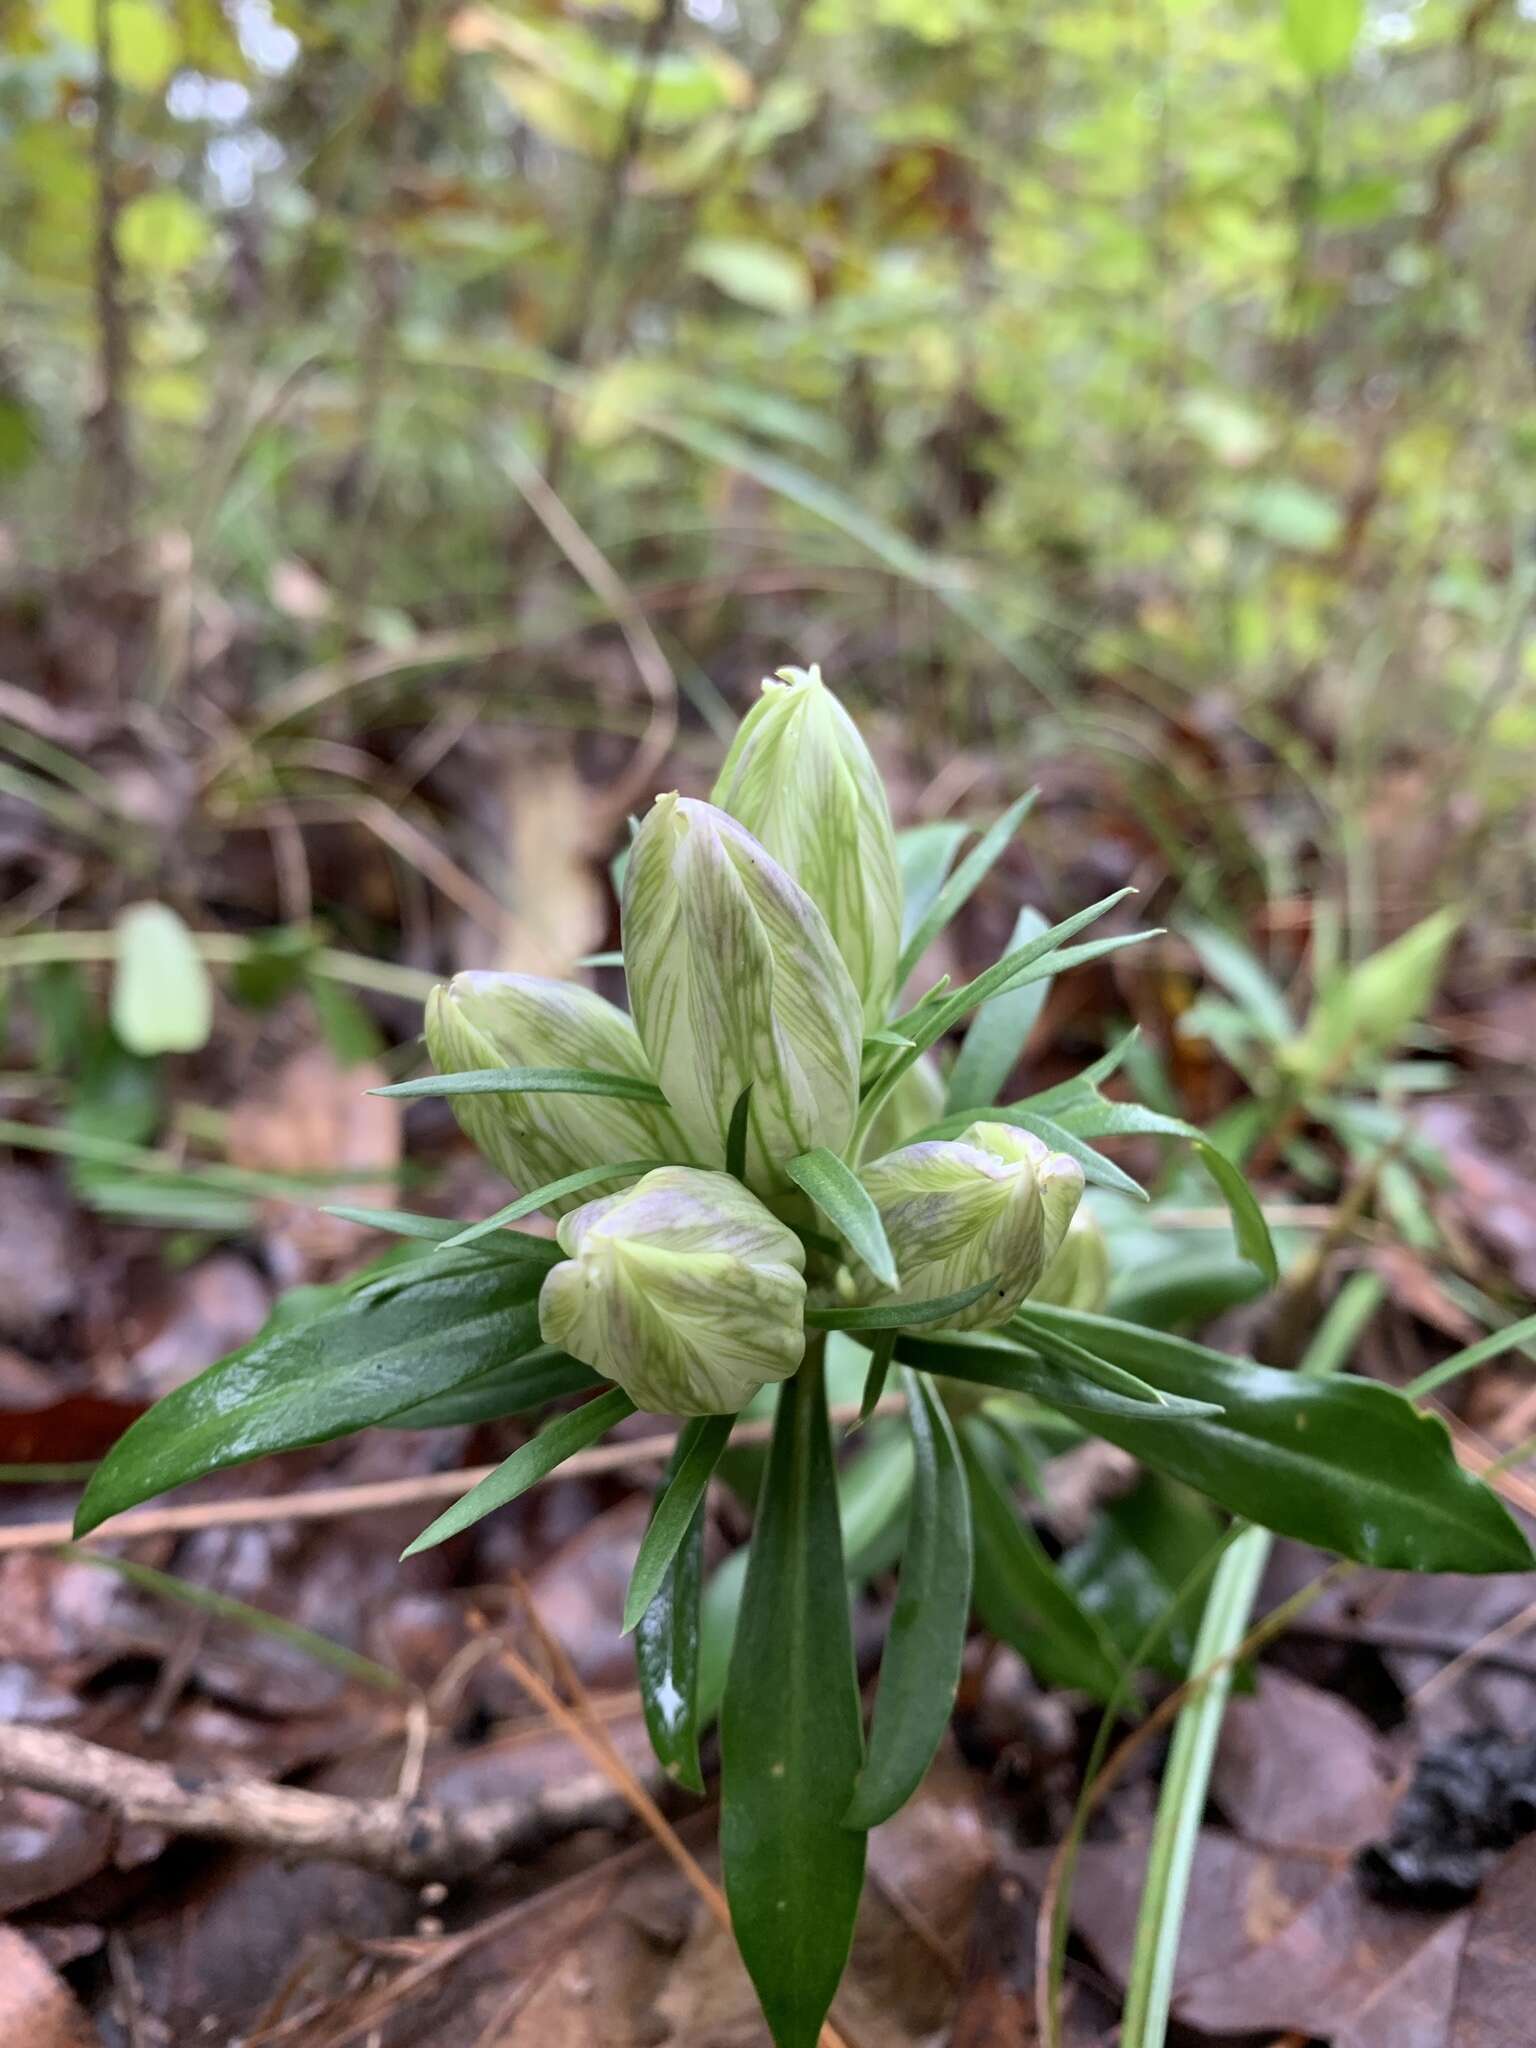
top-left (80, 668), bottom-right (1531, 2048)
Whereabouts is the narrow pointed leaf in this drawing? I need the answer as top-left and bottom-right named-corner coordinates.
top-left (1179, 919), bottom-right (1294, 1045)
top-left (624, 1414), bottom-right (735, 1634)
top-left (857, 1331), bottom-right (896, 1421)
top-left (371, 1065), bottom-right (670, 1104)
top-left (896, 821), bottom-right (969, 944)
top-left (806, 1273), bottom-right (999, 1331)
top-left (440, 1159), bottom-right (663, 1249)
top-left (320, 1205), bottom-right (465, 1242)
top-left (1015, 1305), bottom-right (1533, 1574)
top-left (402, 1386), bottom-right (635, 1557)
top-left (946, 906), bottom-right (1050, 1112)
top-left (76, 1248), bottom-right (560, 1536)
top-left (986, 1110), bottom-right (1149, 1200)
top-left (844, 1371), bottom-right (973, 1828)
top-left (895, 791), bottom-right (1038, 988)
top-left (962, 1423), bottom-right (1127, 1700)
top-left (636, 1427), bottom-right (712, 1794)
top-left (721, 1349), bottom-right (866, 2048)
top-left (786, 1147), bottom-right (898, 1289)
top-left (900, 1328), bottom-right (1222, 1422)
top-left (864, 890), bottom-right (1137, 1142)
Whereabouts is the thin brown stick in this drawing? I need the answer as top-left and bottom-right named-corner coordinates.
top-left (0, 1398), bottom-right (906, 1556)
top-left (0, 1720), bottom-right (628, 1883)
top-left (86, 0), bottom-right (134, 550)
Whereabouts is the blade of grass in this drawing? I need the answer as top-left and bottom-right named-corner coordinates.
top-left (1116, 1271), bottom-right (1383, 2048)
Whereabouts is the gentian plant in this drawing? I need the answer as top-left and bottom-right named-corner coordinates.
top-left (80, 668), bottom-right (1530, 2048)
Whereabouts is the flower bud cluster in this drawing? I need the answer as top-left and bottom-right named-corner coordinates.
top-left (421, 669), bottom-right (1104, 1412)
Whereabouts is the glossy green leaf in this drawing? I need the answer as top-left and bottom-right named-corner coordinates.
top-left (1107, 1252), bottom-right (1269, 1331)
top-left (371, 1064), bottom-right (670, 1103)
top-left (1060, 1474), bottom-right (1225, 1677)
top-left (384, 1345), bottom-right (597, 1428)
top-left (440, 1158), bottom-right (664, 1248)
top-left (962, 1423), bottom-right (1126, 1700)
top-left (895, 791), bottom-right (1037, 988)
top-left (110, 903), bottom-right (213, 1055)
top-left (900, 1328), bottom-right (1222, 1422)
top-left (636, 1427), bottom-right (712, 1794)
top-left (76, 1245), bottom-right (561, 1535)
top-left (721, 1348), bottom-right (866, 2048)
top-left (845, 1371), bottom-right (972, 1827)
top-left (1052, 1092), bottom-right (1277, 1280)
top-left (1015, 1305), bottom-right (1533, 1574)
top-left (857, 1330), bottom-right (896, 1421)
top-left (402, 1386), bottom-right (635, 1557)
top-left (624, 1413), bottom-right (735, 1634)
top-left (946, 906), bottom-right (1050, 1112)
top-left (806, 1273), bottom-right (999, 1331)
top-left (787, 1146), bottom-right (898, 1289)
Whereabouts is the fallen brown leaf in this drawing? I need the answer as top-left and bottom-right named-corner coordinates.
top-left (0, 1925), bottom-right (102, 2046)
top-left (1450, 1831), bottom-right (1536, 2047)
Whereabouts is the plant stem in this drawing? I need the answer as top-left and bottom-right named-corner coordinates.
top-left (1117, 1270), bottom-right (1383, 2047)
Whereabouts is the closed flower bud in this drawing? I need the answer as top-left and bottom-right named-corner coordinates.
top-left (712, 666), bottom-right (902, 1025)
top-left (424, 971), bottom-right (688, 1210)
top-left (1029, 1206), bottom-right (1111, 1314)
top-left (856, 1120), bottom-right (1085, 1331)
top-left (538, 1168), bottom-right (806, 1413)
top-left (622, 793), bottom-right (863, 1195)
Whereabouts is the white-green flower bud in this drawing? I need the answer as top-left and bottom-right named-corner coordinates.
top-left (1029, 1206), bottom-right (1111, 1314)
top-left (712, 666), bottom-right (902, 1026)
top-left (424, 971), bottom-right (689, 1211)
top-left (856, 1120), bottom-right (1085, 1330)
top-left (538, 1167), bottom-right (806, 1413)
top-left (622, 793), bottom-right (864, 1196)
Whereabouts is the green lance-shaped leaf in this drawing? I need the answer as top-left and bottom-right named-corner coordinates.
top-left (844, 1370), bottom-right (973, 1828)
top-left (962, 1422), bottom-right (1127, 1701)
top-left (712, 664), bottom-right (904, 1027)
top-left (402, 1386), bottom-right (635, 1558)
top-left (806, 1274), bottom-right (1000, 1331)
top-left (860, 887), bottom-right (1142, 1145)
top-left (786, 1146), bottom-right (898, 1289)
top-left (895, 790), bottom-right (1037, 990)
top-left (383, 1345), bottom-right (596, 1430)
top-left (946, 905), bottom-right (1051, 1113)
top-left (417, 970), bottom-right (689, 1211)
top-left (110, 901), bottom-right (214, 1055)
top-left (848, 1120), bottom-right (1086, 1331)
top-left (622, 794), bottom-right (864, 1197)
top-left (635, 1427), bottom-right (711, 1796)
top-left (624, 1413), bottom-right (735, 1634)
top-left (896, 821), bottom-right (970, 945)
top-left (721, 1346), bottom-right (867, 2048)
top-left (539, 1167), bottom-right (807, 1414)
top-left (1281, 905), bottom-right (1462, 1089)
top-left (1013, 1305), bottom-right (1534, 1574)
top-left (75, 1244), bottom-right (563, 1537)
top-left (440, 1158), bottom-right (666, 1249)
top-left (901, 1327), bottom-right (1222, 1423)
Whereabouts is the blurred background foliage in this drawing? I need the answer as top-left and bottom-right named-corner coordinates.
top-left (2, 0), bottom-right (1534, 983)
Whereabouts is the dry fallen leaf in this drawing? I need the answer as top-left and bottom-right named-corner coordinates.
top-left (226, 1045), bottom-right (401, 1275)
top-left (0, 1925), bottom-right (102, 2046)
top-left (1450, 1831), bottom-right (1536, 2046)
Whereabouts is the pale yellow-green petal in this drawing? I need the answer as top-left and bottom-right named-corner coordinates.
top-left (621, 794), bottom-right (863, 1197)
top-left (424, 971), bottom-right (689, 1210)
top-left (539, 1167), bottom-right (806, 1413)
top-left (712, 665), bottom-right (902, 1025)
